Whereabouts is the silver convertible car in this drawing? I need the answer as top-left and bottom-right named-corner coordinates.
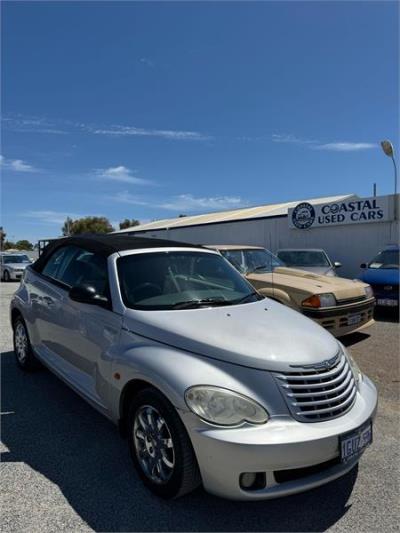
top-left (10, 235), bottom-right (377, 500)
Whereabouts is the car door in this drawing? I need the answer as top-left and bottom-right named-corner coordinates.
top-left (29, 245), bottom-right (76, 352)
top-left (31, 245), bottom-right (122, 411)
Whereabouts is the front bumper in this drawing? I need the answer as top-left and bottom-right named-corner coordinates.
top-left (7, 270), bottom-right (24, 281)
top-left (181, 376), bottom-right (377, 500)
top-left (302, 298), bottom-right (375, 337)
top-left (372, 286), bottom-right (399, 307)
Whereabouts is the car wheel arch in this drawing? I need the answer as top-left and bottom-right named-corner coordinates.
top-left (259, 288), bottom-right (293, 307)
top-left (11, 307), bottom-right (23, 328)
top-left (119, 378), bottom-right (165, 437)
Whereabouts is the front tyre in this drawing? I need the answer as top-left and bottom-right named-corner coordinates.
top-left (3, 270), bottom-right (10, 282)
top-left (13, 317), bottom-right (38, 371)
top-left (128, 388), bottom-right (201, 499)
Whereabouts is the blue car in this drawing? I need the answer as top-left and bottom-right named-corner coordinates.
top-left (360, 246), bottom-right (399, 307)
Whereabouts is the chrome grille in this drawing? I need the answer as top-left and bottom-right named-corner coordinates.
top-left (273, 352), bottom-right (357, 422)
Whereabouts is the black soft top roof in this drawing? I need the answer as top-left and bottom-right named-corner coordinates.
top-left (33, 234), bottom-right (202, 272)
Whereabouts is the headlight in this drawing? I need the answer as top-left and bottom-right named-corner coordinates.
top-left (364, 285), bottom-right (374, 299)
top-left (184, 386), bottom-right (269, 426)
top-left (302, 293), bottom-right (336, 308)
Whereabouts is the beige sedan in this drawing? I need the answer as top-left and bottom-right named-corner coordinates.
top-left (209, 245), bottom-right (375, 337)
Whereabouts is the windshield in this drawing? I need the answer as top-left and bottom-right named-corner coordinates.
top-left (117, 251), bottom-right (261, 310)
top-left (241, 249), bottom-right (285, 274)
top-left (368, 249), bottom-right (399, 269)
top-left (2, 255), bottom-right (30, 264)
top-left (277, 250), bottom-right (330, 267)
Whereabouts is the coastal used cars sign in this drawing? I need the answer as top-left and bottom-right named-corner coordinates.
top-left (289, 196), bottom-right (390, 229)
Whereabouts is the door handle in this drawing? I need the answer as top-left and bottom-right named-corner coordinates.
top-left (42, 296), bottom-right (55, 307)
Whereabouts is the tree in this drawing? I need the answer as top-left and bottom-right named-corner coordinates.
top-left (4, 241), bottom-right (16, 250)
top-left (15, 240), bottom-right (34, 251)
top-left (119, 218), bottom-right (140, 230)
top-left (62, 217), bottom-right (74, 236)
top-left (62, 216), bottom-right (114, 236)
top-left (0, 227), bottom-right (6, 251)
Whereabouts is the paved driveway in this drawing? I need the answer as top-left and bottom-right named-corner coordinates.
top-left (1, 283), bottom-right (399, 532)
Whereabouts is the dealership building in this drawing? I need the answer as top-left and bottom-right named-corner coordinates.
top-left (117, 193), bottom-right (399, 278)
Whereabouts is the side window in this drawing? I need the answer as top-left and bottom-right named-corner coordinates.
top-left (41, 246), bottom-right (109, 297)
top-left (42, 247), bottom-right (70, 280)
top-left (58, 249), bottom-right (109, 296)
top-left (222, 250), bottom-right (245, 273)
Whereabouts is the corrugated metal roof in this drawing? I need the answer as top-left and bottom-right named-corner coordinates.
top-left (116, 194), bottom-right (356, 233)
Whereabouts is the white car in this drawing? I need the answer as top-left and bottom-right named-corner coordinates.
top-left (11, 235), bottom-right (377, 500)
top-left (1, 253), bottom-right (32, 282)
top-left (276, 248), bottom-right (342, 277)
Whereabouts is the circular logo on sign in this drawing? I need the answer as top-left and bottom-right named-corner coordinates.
top-left (292, 202), bottom-right (316, 229)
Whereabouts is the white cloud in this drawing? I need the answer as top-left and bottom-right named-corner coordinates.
top-left (23, 210), bottom-right (82, 225)
top-left (314, 142), bottom-right (377, 152)
top-left (95, 166), bottom-right (152, 185)
top-left (272, 134), bottom-right (377, 152)
top-left (2, 116), bottom-right (68, 135)
top-left (139, 57), bottom-right (155, 68)
top-left (112, 191), bottom-right (246, 212)
top-left (272, 134), bottom-right (317, 145)
top-left (160, 194), bottom-right (245, 211)
top-left (88, 125), bottom-right (212, 141)
top-left (3, 114), bottom-right (212, 142)
top-left (0, 155), bottom-right (37, 172)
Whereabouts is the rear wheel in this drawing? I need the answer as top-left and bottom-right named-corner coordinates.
top-left (13, 317), bottom-right (38, 371)
top-left (128, 388), bottom-right (201, 499)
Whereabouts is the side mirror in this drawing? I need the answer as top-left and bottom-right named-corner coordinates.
top-left (69, 284), bottom-right (109, 308)
top-left (360, 263), bottom-right (367, 269)
top-left (334, 261), bottom-right (342, 268)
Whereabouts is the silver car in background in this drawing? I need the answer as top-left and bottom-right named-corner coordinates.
top-left (10, 235), bottom-right (377, 500)
top-left (1, 252), bottom-right (32, 282)
top-left (276, 248), bottom-right (342, 277)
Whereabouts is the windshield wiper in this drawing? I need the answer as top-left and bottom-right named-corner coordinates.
top-left (172, 297), bottom-right (232, 310)
top-left (233, 291), bottom-right (262, 305)
top-left (247, 264), bottom-right (269, 274)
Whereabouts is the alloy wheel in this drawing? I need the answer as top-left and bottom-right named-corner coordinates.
top-left (133, 405), bottom-right (175, 485)
top-left (14, 322), bottom-right (28, 364)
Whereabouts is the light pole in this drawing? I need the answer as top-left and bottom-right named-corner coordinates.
top-left (380, 140), bottom-right (397, 195)
top-left (381, 140), bottom-right (398, 222)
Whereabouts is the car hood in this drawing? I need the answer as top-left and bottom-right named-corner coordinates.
top-left (285, 266), bottom-right (335, 277)
top-left (123, 298), bottom-right (340, 372)
top-left (4, 262), bottom-right (29, 269)
top-left (360, 268), bottom-right (400, 285)
top-left (248, 267), bottom-right (367, 300)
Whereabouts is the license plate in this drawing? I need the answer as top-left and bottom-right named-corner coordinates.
top-left (340, 422), bottom-right (372, 463)
top-left (347, 313), bottom-right (362, 326)
top-left (377, 298), bottom-right (397, 307)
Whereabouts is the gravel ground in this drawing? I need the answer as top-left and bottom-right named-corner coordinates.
top-left (1, 282), bottom-right (399, 532)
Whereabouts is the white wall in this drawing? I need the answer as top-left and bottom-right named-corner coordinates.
top-left (128, 195), bottom-right (399, 278)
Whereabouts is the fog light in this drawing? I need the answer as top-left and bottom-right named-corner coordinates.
top-left (239, 472), bottom-right (266, 491)
top-left (240, 472), bottom-right (257, 488)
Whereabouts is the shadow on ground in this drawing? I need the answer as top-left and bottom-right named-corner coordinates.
top-left (1, 351), bottom-right (358, 532)
top-left (341, 332), bottom-right (370, 348)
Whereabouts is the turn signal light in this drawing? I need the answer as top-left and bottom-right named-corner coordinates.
top-left (302, 295), bottom-right (322, 308)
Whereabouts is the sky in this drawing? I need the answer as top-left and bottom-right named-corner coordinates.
top-left (1, 1), bottom-right (399, 243)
